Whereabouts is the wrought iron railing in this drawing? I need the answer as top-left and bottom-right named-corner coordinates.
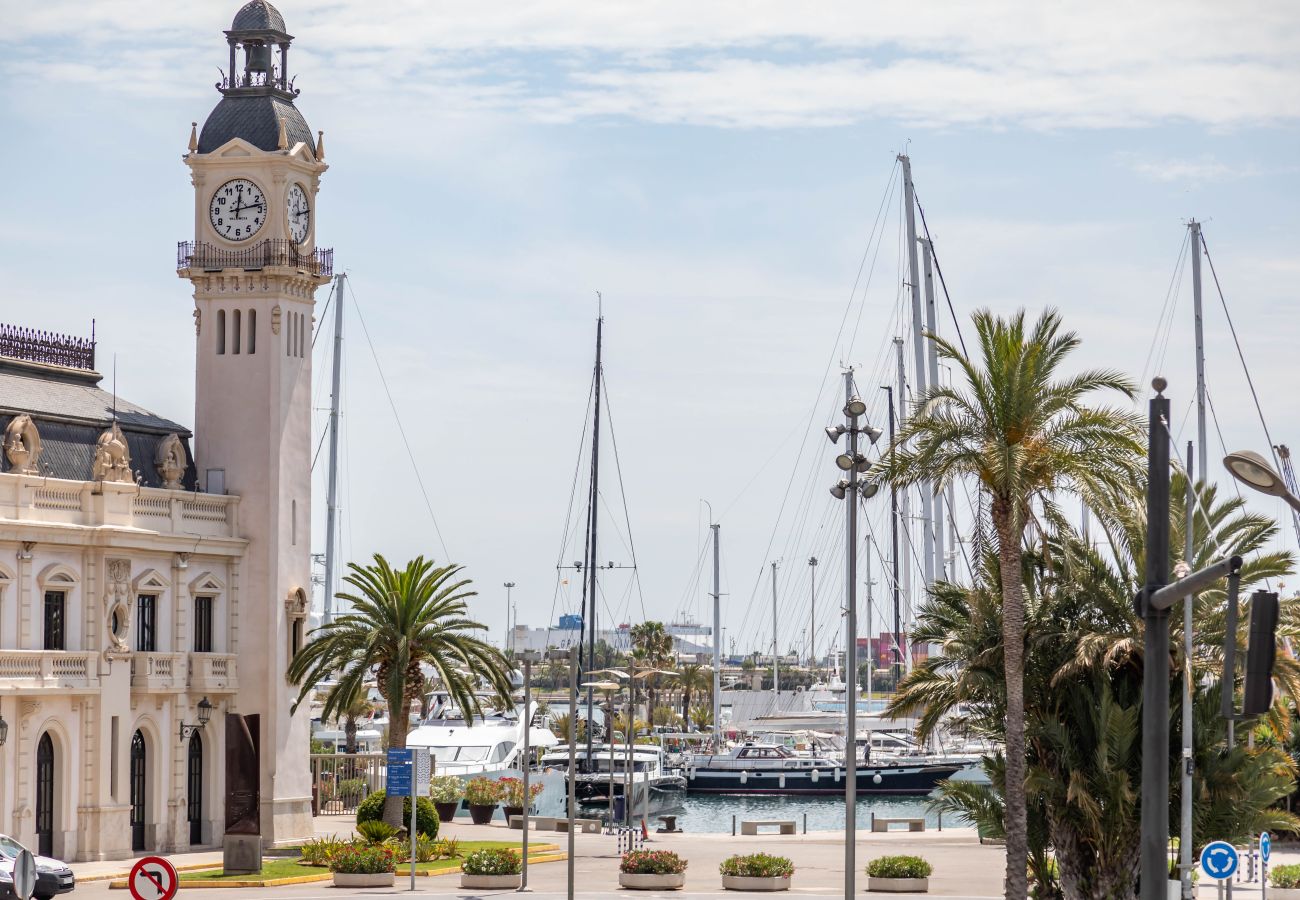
top-left (310, 753), bottom-right (386, 815)
top-left (0, 323), bottom-right (96, 370)
top-left (177, 240), bottom-right (333, 277)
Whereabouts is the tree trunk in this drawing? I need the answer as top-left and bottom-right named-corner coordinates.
top-left (993, 501), bottom-right (1029, 900)
top-left (382, 696), bottom-right (412, 828)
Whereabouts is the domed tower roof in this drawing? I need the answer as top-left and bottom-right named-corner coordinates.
top-left (231, 0), bottom-right (286, 33)
top-left (197, 1), bottom-right (314, 154)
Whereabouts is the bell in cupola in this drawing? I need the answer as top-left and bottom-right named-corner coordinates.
top-left (245, 41), bottom-right (272, 74)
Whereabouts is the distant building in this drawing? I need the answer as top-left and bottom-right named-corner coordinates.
top-left (510, 619), bottom-right (714, 659)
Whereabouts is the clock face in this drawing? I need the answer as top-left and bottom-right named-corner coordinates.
top-left (209, 178), bottom-right (266, 242)
top-left (286, 183), bottom-right (311, 244)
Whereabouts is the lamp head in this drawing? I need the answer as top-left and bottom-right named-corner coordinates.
top-left (197, 696), bottom-right (214, 727)
top-left (861, 482), bottom-right (880, 499)
top-left (825, 425), bottom-right (845, 444)
top-left (835, 453), bottom-right (855, 471)
top-left (844, 396), bottom-right (867, 418)
top-left (1224, 450), bottom-right (1287, 496)
top-left (865, 425), bottom-right (883, 445)
top-left (829, 481), bottom-right (848, 500)
top-left (853, 456), bottom-right (871, 473)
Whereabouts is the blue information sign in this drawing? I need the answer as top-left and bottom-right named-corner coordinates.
top-left (1200, 841), bottom-right (1239, 880)
top-left (1261, 831), bottom-right (1272, 862)
top-left (386, 748), bottom-right (413, 795)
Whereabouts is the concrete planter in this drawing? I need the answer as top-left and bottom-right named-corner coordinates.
top-left (722, 874), bottom-right (791, 892)
top-left (620, 873), bottom-right (686, 890)
top-left (332, 872), bottom-right (395, 887)
top-left (468, 803), bottom-right (497, 825)
top-left (461, 873), bottom-right (523, 889)
top-left (869, 876), bottom-right (929, 893)
top-left (1269, 888), bottom-right (1300, 900)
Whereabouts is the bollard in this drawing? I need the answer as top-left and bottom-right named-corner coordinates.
top-left (871, 812), bottom-right (876, 831)
top-left (803, 813), bottom-right (807, 835)
top-left (732, 814), bottom-right (736, 836)
top-left (938, 812), bottom-right (942, 832)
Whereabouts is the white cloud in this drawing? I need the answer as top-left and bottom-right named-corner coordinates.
top-left (1117, 153), bottom-right (1261, 184)
top-left (5, 0), bottom-right (1300, 129)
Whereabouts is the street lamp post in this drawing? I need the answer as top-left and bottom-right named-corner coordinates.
top-left (825, 368), bottom-right (883, 900)
top-left (517, 650), bottom-right (541, 891)
top-left (503, 582), bottom-right (516, 651)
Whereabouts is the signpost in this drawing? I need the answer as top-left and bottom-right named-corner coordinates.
top-left (13, 850), bottom-right (36, 900)
top-left (409, 747), bottom-right (431, 891)
top-left (1200, 841), bottom-right (1239, 888)
top-left (128, 856), bottom-right (179, 900)
top-left (1262, 833), bottom-right (1271, 900)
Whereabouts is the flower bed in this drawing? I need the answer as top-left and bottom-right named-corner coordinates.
top-left (720, 854), bottom-right (792, 892)
top-left (621, 850), bottom-right (687, 891)
top-left (465, 777), bottom-right (502, 824)
top-left (1272, 864), bottom-right (1300, 900)
top-left (499, 776), bottom-right (545, 809)
top-left (329, 843), bottom-right (397, 886)
top-left (867, 855), bottom-right (932, 893)
top-left (461, 847), bottom-right (522, 890)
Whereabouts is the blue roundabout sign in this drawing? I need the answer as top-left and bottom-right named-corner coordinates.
top-left (1199, 840), bottom-right (1239, 881)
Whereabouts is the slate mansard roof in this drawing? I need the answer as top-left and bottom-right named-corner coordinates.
top-left (198, 94), bottom-right (315, 154)
top-left (0, 357), bottom-right (198, 490)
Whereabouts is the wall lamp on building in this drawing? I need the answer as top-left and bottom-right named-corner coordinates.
top-left (178, 697), bottom-right (214, 741)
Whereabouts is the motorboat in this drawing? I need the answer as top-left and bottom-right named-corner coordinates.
top-left (539, 743), bottom-right (686, 821)
top-left (407, 697), bottom-right (556, 776)
top-left (684, 740), bottom-right (961, 795)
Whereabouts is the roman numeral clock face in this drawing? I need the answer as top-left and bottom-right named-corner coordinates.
top-left (209, 178), bottom-right (266, 241)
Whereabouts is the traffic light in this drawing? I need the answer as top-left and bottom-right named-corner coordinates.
top-left (1242, 590), bottom-right (1280, 717)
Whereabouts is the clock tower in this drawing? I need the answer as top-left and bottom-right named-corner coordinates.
top-left (178, 0), bottom-right (329, 848)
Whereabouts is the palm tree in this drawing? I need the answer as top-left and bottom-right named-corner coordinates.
top-left (676, 663), bottom-right (711, 721)
top-left (876, 309), bottom-right (1143, 899)
top-left (288, 554), bottom-right (513, 826)
top-left (630, 621), bottom-right (674, 721)
top-left (688, 705), bottom-right (713, 731)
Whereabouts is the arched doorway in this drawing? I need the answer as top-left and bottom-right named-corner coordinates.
top-left (36, 733), bottom-right (54, 857)
top-left (187, 732), bottom-right (203, 845)
top-left (130, 730), bottom-right (147, 851)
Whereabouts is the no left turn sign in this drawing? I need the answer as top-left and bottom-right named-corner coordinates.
top-left (128, 856), bottom-right (178, 900)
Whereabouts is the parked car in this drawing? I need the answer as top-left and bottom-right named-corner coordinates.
top-left (0, 835), bottom-right (74, 900)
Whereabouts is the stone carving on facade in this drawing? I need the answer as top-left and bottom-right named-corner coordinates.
top-left (105, 558), bottom-right (132, 659)
top-left (271, 304), bottom-right (282, 334)
top-left (284, 588), bottom-right (308, 619)
top-left (93, 422), bottom-right (133, 483)
top-left (4, 414), bottom-right (42, 474)
top-left (193, 308), bottom-right (201, 335)
top-left (155, 434), bottom-right (186, 489)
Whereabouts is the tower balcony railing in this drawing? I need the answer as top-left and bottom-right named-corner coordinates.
top-left (177, 240), bottom-right (333, 278)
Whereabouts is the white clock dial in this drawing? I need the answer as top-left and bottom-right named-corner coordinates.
top-left (209, 178), bottom-right (267, 242)
top-left (286, 183), bottom-right (311, 244)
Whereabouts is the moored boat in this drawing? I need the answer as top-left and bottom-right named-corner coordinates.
top-left (684, 741), bottom-right (959, 795)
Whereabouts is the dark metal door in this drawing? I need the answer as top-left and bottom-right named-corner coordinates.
top-left (187, 733), bottom-right (203, 845)
top-left (130, 730), bottom-right (146, 851)
top-left (36, 733), bottom-right (53, 857)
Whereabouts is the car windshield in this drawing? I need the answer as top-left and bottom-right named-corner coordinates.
top-left (0, 836), bottom-right (24, 860)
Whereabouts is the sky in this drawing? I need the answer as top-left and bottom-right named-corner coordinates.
top-left (2, 0), bottom-right (1299, 659)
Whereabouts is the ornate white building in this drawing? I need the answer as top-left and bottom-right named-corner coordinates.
top-left (0, 0), bottom-right (327, 861)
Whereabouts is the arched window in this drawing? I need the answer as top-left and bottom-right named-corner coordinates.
top-left (131, 730), bottom-right (147, 851)
top-left (232, 309), bottom-right (242, 355)
top-left (36, 733), bottom-right (54, 857)
top-left (216, 310), bottom-right (226, 355)
top-left (248, 309), bottom-right (257, 354)
top-left (187, 732), bottom-right (204, 845)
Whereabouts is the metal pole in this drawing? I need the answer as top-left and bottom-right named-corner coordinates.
top-left (566, 648), bottom-right (577, 900)
top-left (504, 582), bottom-right (516, 651)
top-left (322, 272), bottom-right (345, 625)
top-left (894, 338), bottom-right (911, 648)
top-left (625, 679), bottom-right (633, 827)
top-left (409, 769), bottom-right (416, 891)
top-left (520, 656), bottom-right (532, 891)
top-left (586, 317), bottom-right (604, 766)
top-left (866, 536), bottom-right (874, 704)
top-left (711, 522), bottom-right (721, 747)
top-left (883, 383), bottom-right (901, 685)
top-left (1181, 444), bottom-right (1194, 900)
top-left (843, 370), bottom-right (859, 900)
top-left (771, 561), bottom-right (780, 696)
top-left (899, 156), bottom-right (933, 592)
top-left (809, 556), bottom-right (818, 670)
top-left (921, 237), bottom-right (945, 580)
top-left (1140, 381), bottom-right (1172, 900)
top-left (1190, 221), bottom-right (1208, 481)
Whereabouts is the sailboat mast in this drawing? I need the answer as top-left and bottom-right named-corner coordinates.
top-left (770, 561), bottom-right (780, 696)
top-left (1190, 220), bottom-right (1208, 480)
top-left (322, 272), bottom-right (345, 625)
top-left (920, 239), bottom-right (946, 579)
top-left (710, 522), bottom-right (721, 747)
top-left (584, 314), bottom-right (604, 763)
top-left (899, 155), bottom-right (934, 592)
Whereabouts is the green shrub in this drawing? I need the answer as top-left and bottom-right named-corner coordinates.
top-left (430, 775), bottom-right (465, 804)
top-left (462, 848), bottom-right (521, 876)
top-left (329, 844), bottom-right (398, 875)
top-left (355, 821), bottom-right (399, 845)
top-left (300, 835), bottom-right (346, 867)
top-left (1273, 865), bottom-right (1300, 889)
top-left (719, 853), bottom-right (794, 878)
top-left (354, 791), bottom-right (439, 839)
top-left (621, 850), bottom-right (687, 875)
top-left (337, 778), bottom-right (368, 800)
top-left (414, 834), bottom-right (440, 863)
top-left (866, 855), bottom-right (933, 879)
top-left (434, 837), bottom-right (462, 860)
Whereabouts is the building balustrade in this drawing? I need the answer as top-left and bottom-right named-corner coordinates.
top-left (0, 474), bottom-right (239, 538)
top-left (130, 652), bottom-right (187, 693)
top-left (188, 652), bottom-right (238, 694)
top-left (0, 651), bottom-right (99, 692)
